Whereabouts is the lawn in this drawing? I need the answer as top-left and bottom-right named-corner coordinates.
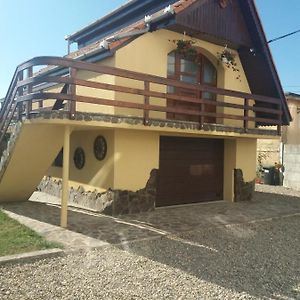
top-left (0, 210), bottom-right (61, 257)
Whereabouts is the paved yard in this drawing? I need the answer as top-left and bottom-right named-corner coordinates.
top-left (0, 185), bottom-right (300, 299)
top-left (2, 185), bottom-right (300, 248)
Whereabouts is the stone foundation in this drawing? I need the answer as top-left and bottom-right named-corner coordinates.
top-left (234, 169), bottom-right (255, 202)
top-left (30, 111), bottom-right (278, 136)
top-left (37, 169), bottom-right (157, 216)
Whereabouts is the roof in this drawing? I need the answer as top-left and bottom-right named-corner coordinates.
top-left (66, 0), bottom-right (197, 61)
top-left (61, 0), bottom-right (290, 124)
top-left (67, 0), bottom-right (180, 47)
top-left (285, 92), bottom-right (300, 101)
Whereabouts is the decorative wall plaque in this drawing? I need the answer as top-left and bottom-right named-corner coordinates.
top-left (94, 136), bottom-right (107, 160)
top-left (74, 147), bottom-right (85, 169)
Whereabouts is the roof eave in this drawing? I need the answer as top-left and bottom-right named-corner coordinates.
top-left (66, 0), bottom-right (140, 42)
top-left (247, 0), bottom-right (291, 124)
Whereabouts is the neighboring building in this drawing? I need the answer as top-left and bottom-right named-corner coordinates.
top-left (257, 138), bottom-right (281, 168)
top-left (282, 93), bottom-right (300, 145)
top-left (0, 0), bottom-right (290, 226)
top-left (282, 93), bottom-right (300, 189)
top-left (257, 93), bottom-right (300, 188)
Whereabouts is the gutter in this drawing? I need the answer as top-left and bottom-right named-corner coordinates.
top-left (65, 0), bottom-right (141, 42)
top-left (33, 5), bottom-right (176, 85)
top-left (67, 4), bottom-right (175, 54)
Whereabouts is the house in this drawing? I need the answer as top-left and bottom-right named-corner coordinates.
top-left (0, 0), bottom-right (290, 227)
top-left (257, 93), bottom-right (300, 187)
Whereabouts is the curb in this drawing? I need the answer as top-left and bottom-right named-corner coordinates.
top-left (0, 248), bottom-right (64, 266)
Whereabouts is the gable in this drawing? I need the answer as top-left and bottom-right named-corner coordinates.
top-left (64, 0), bottom-right (290, 124)
top-left (173, 0), bottom-right (253, 49)
top-left (165, 0), bottom-right (290, 124)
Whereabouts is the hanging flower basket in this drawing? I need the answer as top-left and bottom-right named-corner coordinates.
top-left (170, 38), bottom-right (201, 63)
top-left (217, 46), bottom-right (241, 81)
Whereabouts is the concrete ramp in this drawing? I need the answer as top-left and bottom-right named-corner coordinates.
top-left (0, 123), bottom-right (64, 202)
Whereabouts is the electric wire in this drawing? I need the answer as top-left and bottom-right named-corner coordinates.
top-left (268, 29), bottom-right (300, 43)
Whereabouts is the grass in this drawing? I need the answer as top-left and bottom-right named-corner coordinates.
top-left (0, 210), bottom-right (61, 257)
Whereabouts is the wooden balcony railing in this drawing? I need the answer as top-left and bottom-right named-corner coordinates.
top-left (0, 56), bottom-right (282, 144)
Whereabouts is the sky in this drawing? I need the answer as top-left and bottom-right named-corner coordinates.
top-left (0, 0), bottom-right (300, 98)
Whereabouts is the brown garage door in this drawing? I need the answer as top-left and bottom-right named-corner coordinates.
top-left (156, 136), bottom-right (224, 207)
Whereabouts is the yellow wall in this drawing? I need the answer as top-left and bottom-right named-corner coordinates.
top-left (76, 56), bottom-right (116, 114)
top-left (113, 129), bottom-right (159, 191)
top-left (47, 129), bottom-right (115, 191)
top-left (114, 29), bottom-right (253, 126)
top-left (223, 139), bottom-right (236, 202)
top-left (47, 127), bottom-right (160, 192)
top-left (31, 123), bottom-right (257, 203)
top-left (32, 84), bottom-right (64, 111)
top-left (26, 29), bottom-right (259, 203)
top-left (36, 57), bottom-right (116, 114)
top-left (36, 29), bottom-right (254, 127)
top-left (236, 138), bottom-right (257, 182)
top-left (223, 137), bottom-right (257, 202)
top-left (0, 124), bottom-right (64, 202)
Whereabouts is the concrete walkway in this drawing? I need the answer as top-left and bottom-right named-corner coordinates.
top-left (1, 185), bottom-right (300, 251)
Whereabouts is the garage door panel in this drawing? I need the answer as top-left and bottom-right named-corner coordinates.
top-left (156, 136), bottom-right (224, 207)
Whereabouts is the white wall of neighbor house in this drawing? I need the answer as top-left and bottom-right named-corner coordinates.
top-left (282, 99), bottom-right (300, 145)
top-left (281, 98), bottom-right (300, 190)
top-left (257, 138), bottom-right (280, 167)
top-left (283, 144), bottom-right (300, 190)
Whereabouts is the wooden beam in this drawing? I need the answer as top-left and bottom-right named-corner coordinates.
top-left (61, 126), bottom-right (71, 228)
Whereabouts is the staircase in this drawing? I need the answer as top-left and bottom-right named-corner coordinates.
top-left (0, 122), bottom-right (64, 202)
top-left (0, 57), bottom-right (70, 202)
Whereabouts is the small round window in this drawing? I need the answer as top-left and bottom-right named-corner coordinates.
top-left (94, 136), bottom-right (107, 160)
top-left (73, 147), bottom-right (85, 169)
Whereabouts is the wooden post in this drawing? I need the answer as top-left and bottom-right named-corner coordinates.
top-left (144, 81), bottom-right (150, 125)
top-left (277, 102), bottom-right (282, 136)
top-left (198, 90), bottom-right (203, 129)
top-left (68, 67), bottom-right (76, 119)
top-left (244, 98), bottom-right (249, 132)
top-left (61, 126), bottom-right (71, 228)
top-left (17, 71), bottom-right (24, 121)
top-left (26, 67), bottom-right (33, 118)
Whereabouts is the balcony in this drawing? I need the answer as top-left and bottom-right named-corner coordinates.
top-left (0, 56), bottom-right (282, 144)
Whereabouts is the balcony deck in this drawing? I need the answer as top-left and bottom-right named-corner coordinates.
top-left (0, 56), bottom-right (282, 144)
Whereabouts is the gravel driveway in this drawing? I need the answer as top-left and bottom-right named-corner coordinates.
top-left (0, 186), bottom-right (299, 299)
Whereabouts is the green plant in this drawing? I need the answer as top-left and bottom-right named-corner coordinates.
top-left (256, 151), bottom-right (269, 178)
top-left (170, 38), bottom-right (201, 63)
top-left (217, 46), bottom-right (241, 81)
